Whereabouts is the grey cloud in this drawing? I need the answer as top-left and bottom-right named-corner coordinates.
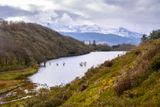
top-left (103, 0), bottom-right (138, 8)
top-left (0, 0), bottom-right (159, 33)
top-left (103, 0), bottom-right (160, 13)
top-left (54, 10), bottom-right (85, 20)
top-left (0, 5), bottom-right (38, 18)
top-left (101, 0), bottom-right (160, 23)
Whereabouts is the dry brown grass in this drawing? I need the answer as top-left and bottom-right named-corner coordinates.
top-left (113, 40), bottom-right (160, 96)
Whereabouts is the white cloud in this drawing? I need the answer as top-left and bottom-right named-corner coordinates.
top-left (6, 16), bottom-right (27, 22)
top-left (0, 0), bottom-right (56, 11)
top-left (0, 0), bottom-right (159, 33)
top-left (55, 13), bottom-right (74, 25)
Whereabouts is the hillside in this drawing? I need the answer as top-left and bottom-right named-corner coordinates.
top-left (0, 21), bottom-right (91, 72)
top-left (26, 39), bottom-right (160, 107)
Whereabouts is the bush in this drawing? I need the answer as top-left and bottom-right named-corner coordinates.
top-left (150, 30), bottom-right (160, 40)
top-left (141, 29), bottom-right (160, 43)
top-left (102, 60), bottom-right (113, 67)
top-left (114, 41), bottom-right (160, 96)
top-left (150, 54), bottom-right (160, 71)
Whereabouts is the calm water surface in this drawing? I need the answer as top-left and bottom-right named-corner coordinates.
top-left (29, 51), bottom-right (126, 87)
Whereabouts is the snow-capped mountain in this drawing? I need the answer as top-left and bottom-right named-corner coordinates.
top-left (41, 23), bottom-right (143, 45)
top-left (44, 23), bottom-right (142, 39)
top-left (105, 27), bottom-right (142, 38)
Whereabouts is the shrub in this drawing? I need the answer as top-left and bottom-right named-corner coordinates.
top-left (102, 60), bottom-right (113, 67)
top-left (113, 41), bottom-right (160, 96)
top-left (150, 54), bottom-right (160, 71)
top-left (149, 30), bottom-right (160, 40)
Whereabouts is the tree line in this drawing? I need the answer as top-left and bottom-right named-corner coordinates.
top-left (141, 29), bottom-right (160, 42)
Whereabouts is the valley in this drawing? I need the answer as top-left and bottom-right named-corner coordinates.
top-left (0, 0), bottom-right (160, 107)
top-left (0, 22), bottom-right (159, 107)
top-left (25, 38), bottom-right (160, 107)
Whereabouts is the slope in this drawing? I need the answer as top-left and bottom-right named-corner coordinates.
top-left (0, 21), bottom-right (91, 72)
top-left (26, 39), bottom-right (160, 107)
top-left (62, 39), bottom-right (160, 107)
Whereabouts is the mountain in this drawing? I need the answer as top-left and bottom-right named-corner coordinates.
top-left (26, 38), bottom-right (160, 107)
top-left (0, 21), bottom-right (91, 72)
top-left (105, 27), bottom-right (142, 38)
top-left (61, 32), bottom-right (140, 45)
top-left (44, 23), bottom-right (143, 45)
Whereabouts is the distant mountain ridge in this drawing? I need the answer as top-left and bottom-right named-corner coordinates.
top-left (61, 32), bottom-right (140, 45)
top-left (45, 23), bottom-right (142, 38)
top-left (44, 23), bottom-right (143, 45)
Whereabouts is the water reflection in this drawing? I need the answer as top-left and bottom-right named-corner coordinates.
top-left (29, 51), bottom-right (125, 87)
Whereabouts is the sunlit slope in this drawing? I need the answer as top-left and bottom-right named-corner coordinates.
top-left (26, 39), bottom-right (160, 107)
top-left (60, 39), bottom-right (160, 107)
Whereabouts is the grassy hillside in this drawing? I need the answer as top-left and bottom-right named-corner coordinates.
top-left (0, 21), bottom-right (91, 72)
top-left (25, 39), bottom-right (160, 107)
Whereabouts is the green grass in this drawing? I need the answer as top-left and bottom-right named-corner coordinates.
top-left (59, 50), bottom-right (139, 107)
top-left (0, 22), bottom-right (159, 107)
top-left (0, 67), bottom-right (37, 80)
top-left (0, 67), bottom-right (37, 92)
top-left (0, 67), bottom-right (37, 106)
top-left (7, 39), bottom-right (160, 107)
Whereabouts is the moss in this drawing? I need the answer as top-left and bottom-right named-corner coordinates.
top-left (0, 67), bottom-right (37, 80)
top-left (0, 67), bottom-right (37, 105)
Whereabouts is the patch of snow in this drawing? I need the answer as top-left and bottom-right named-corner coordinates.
top-left (43, 23), bottom-right (143, 38)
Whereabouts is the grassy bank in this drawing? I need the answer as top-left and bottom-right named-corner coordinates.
top-left (23, 39), bottom-right (160, 107)
top-left (0, 67), bottom-right (37, 107)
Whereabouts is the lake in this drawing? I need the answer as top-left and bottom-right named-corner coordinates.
top-left (29, 51), bottom-right (126, 87)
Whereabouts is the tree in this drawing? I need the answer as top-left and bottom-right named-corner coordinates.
top-left (88, 40), bottom-right (91, 45)
top-left (141, 34), bottom-right (148, 43)
top-left (149, 30), bottom-right (160, 39)
top-left (92, 40), bottom-right (96, 46)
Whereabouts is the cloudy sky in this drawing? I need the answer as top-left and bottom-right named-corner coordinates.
top-left (0, 0), bottom-right (160, 33)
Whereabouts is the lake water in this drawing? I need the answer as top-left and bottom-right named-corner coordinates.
top-left (29, 51), bottom-right (125, 87)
